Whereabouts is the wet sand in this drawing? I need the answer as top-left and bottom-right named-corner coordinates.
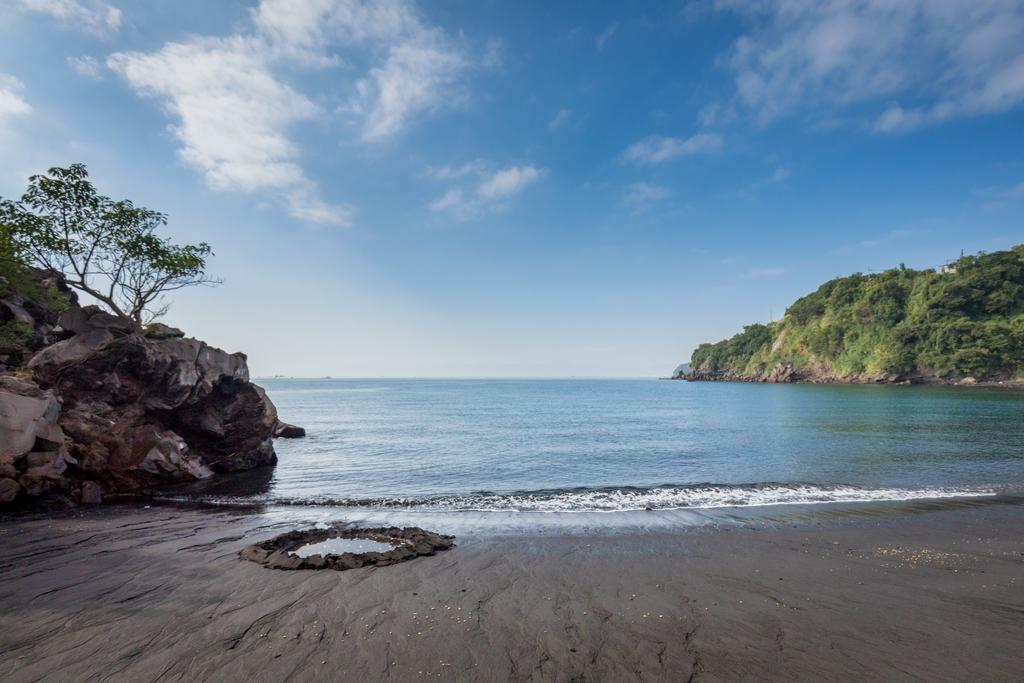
top-left (1, 503), bottom-right (1022, 682)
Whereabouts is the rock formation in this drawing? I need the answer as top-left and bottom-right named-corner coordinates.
top-left (0, 270), bottom-right (300, 508)
top-left (680, 362), bottom-right (909, 384)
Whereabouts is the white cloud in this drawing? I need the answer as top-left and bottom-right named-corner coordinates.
top-left (108, 0), bottom-right (471, 226)
top-left (430, 187), bottom-right (464, 212)
top-left (430, 163), bottom-right (546, 218)
top-left (478, 165), bottom-right (544, 200)
top-left (623, 182), bottom-right (669, 211)
top-left (767, 166), bottom-right (789, 183)
top-left (548, 108), bottom-right (572, 130)
top-left (0, 75), bottom-right (31, 123)
top-left (353, 35), bottom-right (467, 140)
top-left (285, 184), bottom-right (354, 227)
top-left (252, 0), bottom-right (419, 51)
top-left (427, 159), bottom-right (486, 181)
top-left (68, 55), bottom-right (103, 79)
top-left (739, 267), bottom-right (787, 279)
top-left (623, 133), bottom-right (722, 164)
top-left (714, 0), bottom-right (1024, 131)
top-left (16, 0), bottom-right (121, 35)
top-left (109, 37), bottom-right (314, 194)
top-left (251, 0), bottom-right (469, 141)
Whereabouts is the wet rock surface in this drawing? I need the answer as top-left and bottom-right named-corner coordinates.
top-left (241, 526), bottom-right (455, 570)
top-left (273, 421), bottom-right (306, 438)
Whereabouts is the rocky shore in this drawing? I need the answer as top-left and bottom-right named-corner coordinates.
top-left (679, 361), bottom-right (1020, 386)
top-left (0, 269), bottom-right (301, 508)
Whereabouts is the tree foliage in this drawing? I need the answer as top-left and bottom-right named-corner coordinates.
top-left (690, 246), bottom-right (1024, 380)
top-left (0, 164), bottom-right (218, 328)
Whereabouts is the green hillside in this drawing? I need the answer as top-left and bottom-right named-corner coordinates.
top-left (690, 245), bottom-right (1024, 382)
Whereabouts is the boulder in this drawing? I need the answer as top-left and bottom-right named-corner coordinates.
top-left (766, 362), bottom-right (799, 383)
top-left (143, 323), bottom-right (186, 339)
top-left (79, 481), bottom-right (103, 505)
top-left (1, 272), bottom-right (291, 506)
top-left (0, 376), bottom-right (64, 457)
top-left (29, 328), bottom-right (278, 492)
top-left (0, 477), bottom-right (21, 504)
top-left (274, 421), bottom-right (306, 438)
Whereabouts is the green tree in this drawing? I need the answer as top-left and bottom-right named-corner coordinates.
top-left (0, 164), bottom-right (219, 329)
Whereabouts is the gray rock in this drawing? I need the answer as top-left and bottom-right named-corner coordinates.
top-left (0, 477), bottom-right (20, 504)
top-left (29, 331), bottom-right (278, 495)
top-left (0, 376), bottom-right (64, 458)
top-left (143, 323), bottom-right (186, 339)
top-left (2, 269), bottom-right (288, 506)
top-left (274, 421), bottom-right (306, 438)
top-left (79, 481), bottom-right (103, 505)
top-left (138, 429), bottom-right (213, 480)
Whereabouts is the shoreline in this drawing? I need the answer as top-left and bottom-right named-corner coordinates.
top-left (2, 501), bottom-right (1022, 681)
top-left (669, 375), bottom-right (1024, 388)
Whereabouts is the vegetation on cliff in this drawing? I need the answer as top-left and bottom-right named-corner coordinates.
top-left (690, 245), bottom-right (1024, 382)
top-left (0, 223), bottom-right (70, 357)
top-left (1, 164), bottom-right (218, 329)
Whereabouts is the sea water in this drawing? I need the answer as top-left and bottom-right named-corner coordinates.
top-left (161, 379), bottom-right (1024, 523)
top-left (292, 537), bottom-right (397, 557)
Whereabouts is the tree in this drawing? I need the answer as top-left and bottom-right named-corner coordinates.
top-left (0, 164), bottom-right (219, 329)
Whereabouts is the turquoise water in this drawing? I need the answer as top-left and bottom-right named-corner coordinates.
top-left (171, 379), bottom-right (1023, 514)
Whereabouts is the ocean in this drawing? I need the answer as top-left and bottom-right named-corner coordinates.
top-left (159, 379), bottom-right (1024, 525)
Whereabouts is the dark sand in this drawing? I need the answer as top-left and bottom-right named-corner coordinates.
top-left (1, 502), bottom-right (1023, 682)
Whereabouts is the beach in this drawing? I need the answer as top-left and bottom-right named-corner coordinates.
top-left (2, 501), bottom-right (1022, 682)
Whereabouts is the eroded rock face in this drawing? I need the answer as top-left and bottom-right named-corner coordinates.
top-left (22, 310), bottom-right (278, 500)
top-left (0, 374), bottom-right (80, 505)
top-left (1, 270), bottom-right (300, 508)
top-left (0, 375), bottom-right (64, 456)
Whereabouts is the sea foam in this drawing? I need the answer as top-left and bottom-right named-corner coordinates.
top-left (158, 483), bottom-right (997, 513)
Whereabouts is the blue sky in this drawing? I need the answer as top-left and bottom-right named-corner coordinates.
top-left (1, 0), bottom-right (1023, 377)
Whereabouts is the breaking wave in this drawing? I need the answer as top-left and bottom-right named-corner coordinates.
top-left (156, 482), bottom-right (997, 513)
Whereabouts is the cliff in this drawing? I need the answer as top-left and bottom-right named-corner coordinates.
top-left (0, 268), bottom-right (301, 507)
top-left (680, 245), bottom-right (1024, 385)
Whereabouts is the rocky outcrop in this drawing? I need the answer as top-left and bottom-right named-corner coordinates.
top-left (1, 270), bottom-right (300, 508)
top-left (0, 375), bottom-right (80, 504)
top-left (681, 362), bottom-right (913, 385)
top-left (274, 421), bottom-right (306, 438)
top-left (670, 363), bottom-right (690, 379)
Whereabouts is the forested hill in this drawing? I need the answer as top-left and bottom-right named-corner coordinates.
top-left (685, 245), bottom-right (1024, 384)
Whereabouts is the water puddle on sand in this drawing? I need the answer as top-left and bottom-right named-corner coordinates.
top-left (292, 537), bottom-right (398, 557)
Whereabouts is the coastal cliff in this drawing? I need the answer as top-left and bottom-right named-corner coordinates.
top-left (0, 269), bottom-right (298, 507)
top-left (678, 245), bottom-right (1024, 385)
